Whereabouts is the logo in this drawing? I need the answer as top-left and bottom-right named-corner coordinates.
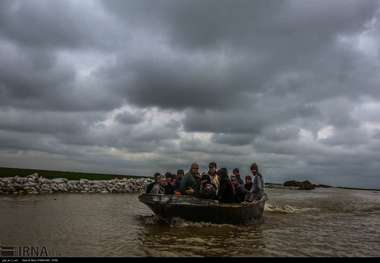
top-left (0, 245), bottom-right (58, 257)
top-left (0, 247), bottom-right (15, 257)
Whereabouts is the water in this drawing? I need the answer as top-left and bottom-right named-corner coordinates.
top-left (1, 188), bottom-right (379, 257)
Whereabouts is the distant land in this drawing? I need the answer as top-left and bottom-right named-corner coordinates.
top-left (334, 186), bottom-right (380, 192)
top-left (265, 182), bottom-right (380, 192)
top-left (0, 166), bottom-right (378, 191)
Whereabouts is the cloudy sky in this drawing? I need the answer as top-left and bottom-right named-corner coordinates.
top-left (1, 0), bottom-right (380, 188)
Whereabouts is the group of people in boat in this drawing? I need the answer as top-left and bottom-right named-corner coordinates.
top-left (145, 162), bottom-right (264, 203)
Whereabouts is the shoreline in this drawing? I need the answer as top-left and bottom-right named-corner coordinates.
top-left (265, 182), bottom-right (380, 192)
top-left (1, 166), bottom-right (378, 193)
top-left (334, 186), bottom-right (380, 192)
top-left (0, 166), bottom-right (148, 181)
top-left (0, 173), bottom-right (152, 195)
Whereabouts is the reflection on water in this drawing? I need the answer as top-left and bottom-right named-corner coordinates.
top-left (0, 188), bottom-right (380, 256)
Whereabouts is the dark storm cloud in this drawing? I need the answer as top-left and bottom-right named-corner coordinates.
top-left (260, 126), bottom-right (301, 142)
top-left (0, 0), bottom-right (117, 50)
top-left (0, 109), bottom-right (96, 135)
top-left (100, 49), bottom-right (263, 110)
top-left (101, 0), bottom-right (380, 114)
top-left (115, 110), bottom-right (145, 125)
top-left (0, 43), bottom-right (122, 111)
top-left (373, 131), bottom-right (380, 140)
top-left (0, 0), bottom-right (125, 111)
top-left (319, 127), bottom-right (371, 147)
top-left (0, 129), bottom-right (83, 157)
top-left (102, 0), bottom-right (377, 50)
top-left (182, 100), bottom-right (320, 135)
top-left (120, 57), bottom-right (241, 110)
top-left (0, 44), bottom-right (123, 112)
top-left (211, 133), bottom-right (254, 146)
top-left (0, 43), bottom-right (71, 108)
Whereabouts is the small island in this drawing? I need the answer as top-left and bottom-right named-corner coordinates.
top-left (283, 180), bottom-right (333, 190)
top-left (265, 180), bottom-right (332, 190)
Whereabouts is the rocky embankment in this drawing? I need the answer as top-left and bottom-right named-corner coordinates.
top-left (0, 173), bottom-right (153, 195)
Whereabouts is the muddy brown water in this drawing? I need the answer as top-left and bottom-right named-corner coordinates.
top-left (1, 188), bottom-right (379, 256)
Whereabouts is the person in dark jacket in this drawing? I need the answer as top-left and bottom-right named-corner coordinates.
top-left (164, 172), bottom-right (175, 185)
top-left (199, 172), bottom-right (217, 199)
top-left (169, 173), bottom-right (177, 189)
top-left (230, 174), bottom-right (247, 203)
top-left (244, 175), bottom-right (253, 192)
top-left (217, 168), bottom-right (235, 203)
top-left (232, 168), bottom-right (244, 186)
top-left (163, 172), bottom-right (175, 195)
top-left (243, 175), bottom-right (255, 202)
top-left (175, 169), bottom-right (184, 191)
top-left (200, 172), bottom-right (211, 188)
top-left (179, 163), bottom-right (201, 195)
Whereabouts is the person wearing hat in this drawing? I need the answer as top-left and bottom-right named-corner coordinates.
top-left (232, 168), bottom-right (244, 186)
top-left (250, 163), bottom-right (264, 200)
top-left (179, 162), bottom-right (201, 195)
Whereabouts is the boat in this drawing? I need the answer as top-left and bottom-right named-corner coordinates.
top-left (138, 193), bottom-right (267, 225)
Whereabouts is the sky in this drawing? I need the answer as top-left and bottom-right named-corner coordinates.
top-left (0, 0), bottom-right (380, 188)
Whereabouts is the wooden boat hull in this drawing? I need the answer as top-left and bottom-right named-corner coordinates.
top-left (138, 193), bottom-right (267, 225)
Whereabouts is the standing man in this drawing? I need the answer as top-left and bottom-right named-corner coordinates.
top-left (145, 172), bottom-right (161, 193)
top-left (250, 163), bottom-right (264, 200)
top-left (150, 174), bottom-right (166, 194)
top-left (179, 163), bottom-right (201, 195)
